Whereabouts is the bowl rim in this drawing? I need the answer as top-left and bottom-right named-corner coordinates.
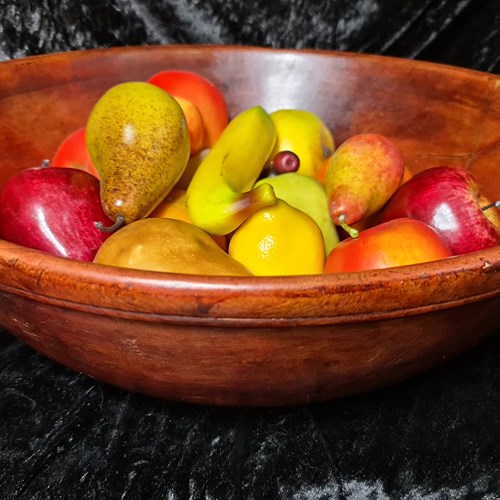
top-left (0, 237), bottom-right (498, 324)
top-left (0, 44), bottom-right (498, 323)
top-left (4, 42), bottom-right (499, 78)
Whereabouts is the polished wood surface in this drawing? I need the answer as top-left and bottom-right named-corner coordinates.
top-left (0, 45), bottom-right (498, 406)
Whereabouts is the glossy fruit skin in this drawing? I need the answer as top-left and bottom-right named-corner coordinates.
top-left (94, 217), bottom-right (251, 277)
top-left (254, 172), bottom-right (339, 255)
top-left (269, 109), bottom-right (334, 178)
top-left (0, 167), bottom-right (113, 261)
top-left (379, 166), bottom-right (500, 255)
top-left (186, 105), bottom-right (277, 236)
top-left (148, 70), bottom-right (229, 150)
top-left (269, 150), bottom-right (301, 175)
top-left (324, 218), bottom-right (452, 273)
top-left (149, 188), bottom-right (228, 251)
top-left (51, 127), bottom-right (99, 178)
top-left (229, 200), bottom-right (325, 276)
top-left (173, 148), bottom-right (209, 190)
top-left (325, 133), bottom-right (404, 226)
top-left (86, 81), bottom-right (190, 225)
top-left (315, 155), bottom-right (331, 184)
top-left (173, 95), bottom-right (205, 156)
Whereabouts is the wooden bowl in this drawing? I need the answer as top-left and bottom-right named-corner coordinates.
top-left (0, 45), bottom-right (498, 407)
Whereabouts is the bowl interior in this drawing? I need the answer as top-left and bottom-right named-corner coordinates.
top-left (0, 45), bottom-right (498, 320)
top-left (0, 46), bottom-right (498, 197)
top-left (0, 46), bottom-right (499, 406)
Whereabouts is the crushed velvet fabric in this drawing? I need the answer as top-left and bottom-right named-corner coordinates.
top-left (0, 0), bottom-right (499, 73)
top-left (0, 0), bottom-right (499, 498)
top-left (2, 331), bottom-right (500, 498)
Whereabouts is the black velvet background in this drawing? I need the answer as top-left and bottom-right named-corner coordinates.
top-left (0, 1), bottom-right (500, 498)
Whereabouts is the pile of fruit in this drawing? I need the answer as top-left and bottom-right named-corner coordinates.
top-left (0, 70), bottom-right (498, 277)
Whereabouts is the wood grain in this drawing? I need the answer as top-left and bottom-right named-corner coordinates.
top-left (0, 45), bottom-right (498, 406)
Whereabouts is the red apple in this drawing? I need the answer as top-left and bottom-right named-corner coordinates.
top-left (0, 166), bottom-right (113, 261)
top-left (379, 166), bottom-right (500, 255)
top-left (51, 127), bottom-right (99, 178)
top-left (324, 217), bottom-right (452, 273)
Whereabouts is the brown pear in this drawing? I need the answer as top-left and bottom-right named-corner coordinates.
top-left (93, 218), bottom-right (252, 277)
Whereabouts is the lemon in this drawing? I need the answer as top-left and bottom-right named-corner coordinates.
top-left (228, 200), bottom-right (325, 276)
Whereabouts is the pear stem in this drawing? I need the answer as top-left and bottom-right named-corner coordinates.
top-left (481, 200), bottom-right (500, 211)
top-left (338, 214), bottom-right (359, 239)
top-left (95, 215), bottom-right (126, 233)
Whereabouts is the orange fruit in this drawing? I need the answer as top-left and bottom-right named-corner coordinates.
top-left (173, 96), bottom-right (205, 156)
top-left (400, 165), bottom-right (413, 186)
top-left (315, 155), bottom-right (331, 184)
top-left (150, 189), bottom-right (228, 251)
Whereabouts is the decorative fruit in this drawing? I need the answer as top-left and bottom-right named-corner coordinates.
top-left (269, 109), bottom-right (334, 178)
top-left (315, 155), bottom-right (332, 184)
top-left (150, 188), bottom-right (228, 251)
top-left (174, 149), bottom-right (210, 190)
top-left (333, 165), bottom-right (414, 239)
top-left (400, 165), bottom-right (413, 186)
top-left (228, 200), bottom-right (325, 276)
top-left (324, 133), bottom-right (404, 236)
top-left (317, 159), bottom-right (411, 188)
top-left (186, 105), bottom-right (277, 236)
top-left (324, 218), bottom-right (452, 273)
top-left (0, 166), bottom-right (112, 261)
top-left (86, 81), bottom-right (190, 231)
top-left (254, 172), bottom-right (339, 255)
top-left (173, 96), bottom-right (205, 156)
top-left (149, 188), bottom-right (191, 222)
top-left (94, 217), bottom-right (250, 276)
top-left (148, 69), bottom-right (229, 152)
top-left (259, 150), bottom-right (301, 179)
top-left (379, 166), bottom-right (500, 255)
top-left (51, 127), bottom-right (99, 178)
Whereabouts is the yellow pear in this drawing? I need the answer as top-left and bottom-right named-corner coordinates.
top-left (269, 109), bottom-right (335, 178)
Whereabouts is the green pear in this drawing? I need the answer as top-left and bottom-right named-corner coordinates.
top-left (255, 173), bottom-right (339, 255)
top-left (86, 82), bottom-right (190, 230)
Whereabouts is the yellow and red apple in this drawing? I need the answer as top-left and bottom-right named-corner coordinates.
top-left (324, 217), bottom-right (452, 273)
top-left (148, 70), bottom-right (229, 155)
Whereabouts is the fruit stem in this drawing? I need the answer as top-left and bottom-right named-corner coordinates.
top-left (95, 215), bottom-right (126, 233)
top-left (40, 159), bottom-right (51, 168)
top-left (481, 200), bottom-right (500, 211)
top-left (338, 214), bottom-right (359, 239)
